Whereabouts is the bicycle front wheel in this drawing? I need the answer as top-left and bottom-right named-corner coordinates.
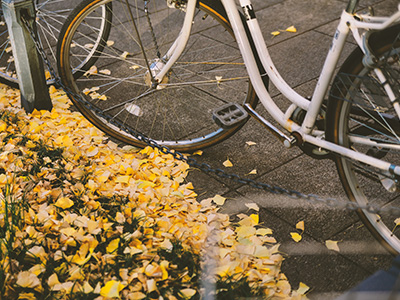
top-left (326, 25), bottom-right (400, 255)
top-left (57, 0), bottom-right (257, 152)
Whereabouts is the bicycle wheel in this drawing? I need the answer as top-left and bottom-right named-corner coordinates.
top-left (0, 0), bottom-right (111, 88)
top-left (57, 0), bottom-right (257, 152)
top-left (326, 25), bottom-right (400, 255)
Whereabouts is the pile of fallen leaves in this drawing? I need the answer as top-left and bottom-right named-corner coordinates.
top-left (0, 84), bottom-right (308, 299)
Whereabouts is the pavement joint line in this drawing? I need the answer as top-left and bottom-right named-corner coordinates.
top-left (280, 241), bottom-right (389, 256)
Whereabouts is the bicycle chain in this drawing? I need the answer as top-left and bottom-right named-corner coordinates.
top-left (20, 15), bottom-right (400, 216)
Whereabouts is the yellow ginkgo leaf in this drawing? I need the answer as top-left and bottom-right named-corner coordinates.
top-left (99, 69), bottom-right (111, 75)
top-left (115, 175), bottom-right (130, 184)
top-left (86, 146), bottom-right (99, 157)
top-left (297, 282), bottom-right (310, 294)
top-left (84, 65), bottom-right (97, 77)
top-left (0, 174), bottom-right (8, 185)
top-left (254, 245), bottom-right (271, 258)
top-left (87, 219), bottom-right (100, 234)
top-left (249, 214), bottom-right (259, 225)
top-left (286, 25), bottom-right (297, 33)
top-left (246, 141), bottom-right (257, 146)
top-left (120, 51), bottom-right (130, 59)
top-left (147, 279), bottom-right (157, 292)
top-left (106, 40), bottom-right (115, 46)
top-left (256, 228), bottom-right (273, 236)
top-left (0, 121), bottom-right (6, 131)
top-left (106, 238), bottom-right (120, 253)
top-left (29, 264), bottom-right (44, 276)
top-left (160, 263), bottom-right (169, 280)
top-left (223, 158), bottom-right (233, 167)
top-left (248, 169), bottom-right (257, 175)
top-left (130, 292), bottom-right (146, 299)
top-left (98, 170), bottom-right (111, 183)
top-left (54, 197), bottom-right (74, 209)
top-left (325, 240), bottom-right (340, 252)
top-left (245, 202), bottom-right (259, 211)
top-left (115, 212), bottom-right (126, 224)
top-left (212, 194), bottom-right (226, 205)
top-left (271, 31), bottom-right (280, 36)
top-left (82, 281), bottom-right (94, 294)
top-left (100, 280), bottom-right (125, 298)
top-left (29, 121), bottom-right (41, 133)
top-left (83, 86), bottom-right (99, 95)
top-left (277, 280), bottom-right (291, 295)
top-left (290, 232), bottom-right (302, 242)
top-left (236, 225), bottom-right (257, 238)
top-left (193, 150), bottom-right (203, 156)
top-left (16, 271), bottom-right (41, 288)
top-left (137, 180), bottom-right (156, 189)
top-left (48, 274), bottom-right (60, 288)
top-left (395, 218), bottom-right (400, 225)
top-left (160, 238), bottom-right (173, 251)
top-left (180, 288), bottom-right (197, 299)
top-left (296, 221), bottom-right (305, 232)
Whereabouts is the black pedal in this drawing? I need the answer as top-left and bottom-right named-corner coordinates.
top-left (212, 103), bottom-right (248, 129)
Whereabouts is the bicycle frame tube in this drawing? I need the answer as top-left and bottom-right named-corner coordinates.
top-left (301, 12), bottom-right (350, 133)
top-left (238, 0), bottom-right (310, 112)
top-left (220, 0), bottom-right (301, 133)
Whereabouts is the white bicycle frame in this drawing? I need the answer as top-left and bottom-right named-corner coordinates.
top-left (156, 0), bottom-right (400, 176)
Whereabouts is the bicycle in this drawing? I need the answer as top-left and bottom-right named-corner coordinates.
top-left (56, 0), bottom-right (400, 254)
top-left (0, 0), bottom-right (112, 88)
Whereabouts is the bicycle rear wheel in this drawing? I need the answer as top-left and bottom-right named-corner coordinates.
top-left (327, 25), bottom-right (400, 254)
top-left (0, 0), bottom-right (111, 88)
top-left (57, 0), bottom-right (257, 152)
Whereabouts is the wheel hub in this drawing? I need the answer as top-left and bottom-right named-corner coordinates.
top-left (144, 59), bottom-right (169, 89)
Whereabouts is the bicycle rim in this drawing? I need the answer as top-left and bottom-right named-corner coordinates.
top-left (57, 0), bottom-right (256, 152)
top-left (327, 27), bottom-right (400, 254)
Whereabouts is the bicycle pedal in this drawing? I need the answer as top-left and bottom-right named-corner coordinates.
top-left (212, 103), bottom-right (248, 129)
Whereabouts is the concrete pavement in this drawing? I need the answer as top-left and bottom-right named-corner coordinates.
top-left (185, 0), bottom-right (399, 299)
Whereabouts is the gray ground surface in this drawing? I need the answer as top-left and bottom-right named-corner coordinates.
top-left (184, 0), bottom-right (399, 299)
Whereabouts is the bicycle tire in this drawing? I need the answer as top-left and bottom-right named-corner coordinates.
top-left (0, 0), bottom-right (111, 88)
top-left (57, 0), bottom-right (258, 152)
top-left (326, 24), bottom-right (400, 255)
